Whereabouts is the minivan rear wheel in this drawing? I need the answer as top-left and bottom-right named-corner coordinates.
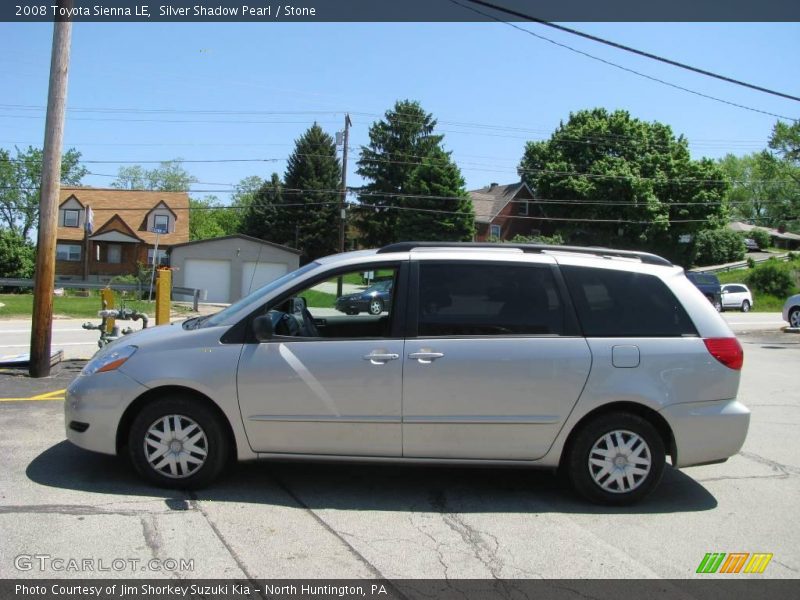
top-left (128, 395), bottom-right (229, 489)
top-left (566, 412), bottom-right (665, 505)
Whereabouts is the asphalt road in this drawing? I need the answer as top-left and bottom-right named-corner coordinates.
top-left (0, 331), bottom-right (797, 580)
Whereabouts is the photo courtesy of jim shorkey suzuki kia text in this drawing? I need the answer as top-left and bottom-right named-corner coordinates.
top-left (29, 4), bottom-right (320, 18)
top-left (14, 583), bottom-right (388, 596)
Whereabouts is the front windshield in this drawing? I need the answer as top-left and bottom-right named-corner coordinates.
top-left (201, 262), bottom-right (320, 328)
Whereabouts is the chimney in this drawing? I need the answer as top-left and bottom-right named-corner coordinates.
top-left (488, 182), bottom-right (498, 190)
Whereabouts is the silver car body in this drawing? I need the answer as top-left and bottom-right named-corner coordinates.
top-left (66, 246), bottom-right (749, 471)
top-left (783, 293), bottom-right (800, 328)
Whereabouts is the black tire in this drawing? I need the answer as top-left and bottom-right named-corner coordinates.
top-left (790, 308), bottom-right (800, 329)
top-left (128, 395), bottom-right (230, 489)
top-left (741, 300), bottom-right (751, 313)
top-left (712, 298), bottom-right (722, 312)
top-left (565, 412), bottom-right (665, 505)
top-left (368, 298), bottom-right (384, 316)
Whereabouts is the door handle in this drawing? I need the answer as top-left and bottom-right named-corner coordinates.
top-left (363, 352), bottom-right (400, 365)
top-left (408, 351), bottom-right (444, 364)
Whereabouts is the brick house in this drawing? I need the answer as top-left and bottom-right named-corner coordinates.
top-left (55, 187), bottom-right (190, 282)
top-left (469, 182), bottom-right (539, 242)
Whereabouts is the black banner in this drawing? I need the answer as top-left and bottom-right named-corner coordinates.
top-left (2, 580), bottom-right (800, 600)
top-left (3, 0), bottom-right (800, 23)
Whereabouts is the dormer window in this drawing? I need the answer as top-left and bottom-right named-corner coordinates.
top-left (64, 209), bottom-right (80, 227)
top-left (153, 214), bottom-right (169, 233)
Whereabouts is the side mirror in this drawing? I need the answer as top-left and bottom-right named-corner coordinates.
top-left (252, 314), bottom-right (274, 342)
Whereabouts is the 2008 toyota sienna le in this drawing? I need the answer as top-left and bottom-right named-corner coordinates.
top-left (65, 242), bottom-right (749, 504)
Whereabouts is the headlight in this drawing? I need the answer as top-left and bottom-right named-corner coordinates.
top-left (82, 345), bottom-right (138, 376)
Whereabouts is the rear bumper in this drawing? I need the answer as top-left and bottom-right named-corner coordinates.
top-left (660, 399), bottom-right (750, 468)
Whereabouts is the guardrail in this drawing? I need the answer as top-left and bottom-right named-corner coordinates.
top-left (0, 278), bottom-right (204, 312)
top-left (692, 253), bottom-right (792, 274)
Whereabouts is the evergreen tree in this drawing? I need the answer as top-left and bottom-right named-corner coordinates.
top-left (357, 100), bottom-right (473, 246)
top-left (283, 123), bottom-right (341, 262)
top-left (241, 173), bottom-right (285, 243)
top-left (394, 146), bottom-right (474, 242)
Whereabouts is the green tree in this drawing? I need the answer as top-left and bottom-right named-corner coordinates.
top-left (111, 160), bottom-right (197, 192)
top-left (189, 196), bottom-right (227, 240)
top-left (393, 146), bottom-right (474, 242)
top-left (0, 146), bottom-right (88, 239)
top-left (517, 109), bottom-right (730, 264)
top-left (0, 228), bottom-right (35, 279)
top-left (241, 173), bottom-right (285, 243)
top-left (719, 151), bottom-right (799, 229)
top-left (691, 228), bottom-right (746, 266)
top-left (282, 124), bottom-right (342, 262)
top-left (356, 100), bottom-right (472, 246)
top-left (769, 121), bottom-right (800, 166)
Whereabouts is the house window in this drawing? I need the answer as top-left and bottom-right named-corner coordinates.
top-left (153, 215), bottom-right (169, 233)
top-left (107, 244), bottom-right (122, 264)
top-left (56, 244), bottom-right (81, 261)
top-left (64, 209), bottom-right (80, 228)
top-left (518, 201), bottom-right (529, 215)
top-left (490, 224), bottom-right (502, 238)
top-left (148, 248), bottom-right (169, 266)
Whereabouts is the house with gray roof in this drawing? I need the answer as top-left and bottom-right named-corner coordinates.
top-left (469, 182), bottom-right (539, 241)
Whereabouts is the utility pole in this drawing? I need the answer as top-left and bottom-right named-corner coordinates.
top-left (339, 113), bottom-right (351, 253)
top-left (30, 3), bottom-right (73, 378)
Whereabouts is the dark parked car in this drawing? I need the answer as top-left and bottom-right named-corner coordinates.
top-left (744, 238), bottom-right (760, 252)
top-left (686, 272), bottom-right (722, 312)
top-left (335, 279), bottom-right (393, 315)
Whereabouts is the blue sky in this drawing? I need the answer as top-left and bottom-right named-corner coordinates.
top-left (1, 21), bottom-right (798, 201)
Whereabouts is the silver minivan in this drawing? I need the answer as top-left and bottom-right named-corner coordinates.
top-left (65, 243), bottom-right (750, 504)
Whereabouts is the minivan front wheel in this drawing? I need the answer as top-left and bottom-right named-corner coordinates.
top-left (566, 412), bottom-right (665, 505)
top-left (128, 396), bottom-right (229, 489)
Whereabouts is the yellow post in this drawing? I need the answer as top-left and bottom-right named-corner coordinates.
top-left (100, 288), bottom-right (115, 334)
top-left (155, 268), bottom-right (171, 325)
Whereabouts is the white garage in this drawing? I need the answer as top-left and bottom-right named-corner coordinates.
top-left (241, 261), bottom-right (288, 297)
top-left (184, 259), bottom-right (232, 303)
top-left (169, 235), bottom-right (301, 304)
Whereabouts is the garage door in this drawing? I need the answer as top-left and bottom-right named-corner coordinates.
top-left (242, 261), bottom-right (288, 297)
top-left (184, 259), bottom-right (231, 303)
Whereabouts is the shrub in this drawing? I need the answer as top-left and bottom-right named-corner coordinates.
top-left (510, 233), bottom-right (565, 245)
top-left (692, 229), bottom-right (746, 266)
top-left (748, 229), bottom-right (772, 250)
top-left (745, 259), bottom-right (795, 297)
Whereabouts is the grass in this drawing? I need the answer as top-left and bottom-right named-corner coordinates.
top-left (0, 292), bottom-right (192, 319)
top-left (300, 290), bottom-right (338, 309)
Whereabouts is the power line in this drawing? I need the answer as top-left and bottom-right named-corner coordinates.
top-left (2, 154), bottom-right (796, 186)
top-left (450, 0), bottom-right (798, 122)
top-left (462, 0), bottom-right (800, 103)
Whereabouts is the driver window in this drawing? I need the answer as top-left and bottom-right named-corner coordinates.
top-left (272, 267), bottom-right (398, 339)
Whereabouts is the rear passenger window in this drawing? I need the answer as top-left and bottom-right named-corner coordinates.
top-left (417, 263), bottom-right (567, 336)
top-left (561, 266), bottom-right (697, 337)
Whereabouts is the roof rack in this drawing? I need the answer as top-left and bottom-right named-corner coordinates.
top-left (376, 242), bottom-right (672, 267)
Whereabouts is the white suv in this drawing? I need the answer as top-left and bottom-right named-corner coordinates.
top-left (65, 243), bottom-right (749, 505)
top-left (721, 283), bottom-right (753, 312)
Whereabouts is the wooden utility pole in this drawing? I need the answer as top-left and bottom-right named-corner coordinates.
top-left (339, 113), bottom-right (351, 253)
top-left (30, 4), bottom-right (73, 377)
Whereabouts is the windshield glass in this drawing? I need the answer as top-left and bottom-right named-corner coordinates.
top-left (201, 262), bottom-right (320, 328)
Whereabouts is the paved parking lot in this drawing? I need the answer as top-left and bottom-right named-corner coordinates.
top-left (0, 330), bottom-right (798, 580)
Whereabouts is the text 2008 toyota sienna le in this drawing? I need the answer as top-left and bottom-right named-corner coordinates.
top-left (65, 242), bottom-right (749, 504)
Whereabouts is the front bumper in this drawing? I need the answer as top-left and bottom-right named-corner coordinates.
top-left (660, 399), bottom-right (750, 468)
top-left (64, 369), bottom-right (148, 455)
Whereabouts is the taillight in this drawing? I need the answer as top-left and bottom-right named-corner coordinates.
top-left (703, 337), bottom-right (743, 370)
